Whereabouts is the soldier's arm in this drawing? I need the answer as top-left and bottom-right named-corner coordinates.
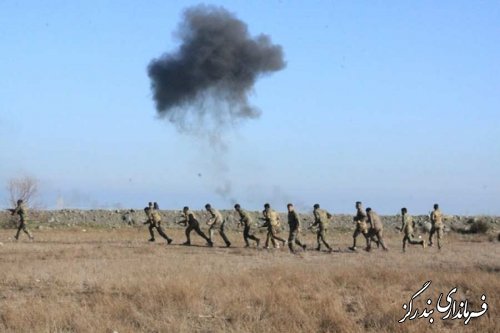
top-left (11, 206), bottom-right (20, 215)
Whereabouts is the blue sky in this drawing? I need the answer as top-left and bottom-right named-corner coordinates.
top-left (1, 1), bottom-right (499, 214)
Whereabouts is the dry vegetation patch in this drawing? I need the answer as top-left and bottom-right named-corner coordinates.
top-left (0, 228), bottom-right (498, 332)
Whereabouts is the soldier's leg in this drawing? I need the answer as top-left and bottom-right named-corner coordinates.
top-left (208, 226), bottom-right (215, 242)
top-left (320, 229), bottom-right (332, 250)
top-left (288, 230), bottom-right (295, 253)
top-left (157, 225), bottom-right (172, 244)
top-left (429, 226), bottom-right (435, 246)
top-left (316, 230), bottom-right (322, 250)
top-left (271, 228), bottom-right (287, 246)
top-left (184, 225), bottom-right (193, 244)
top-left (295, 234), bottom-right (306, 250)
top-left (352, 228), bottom-right (360, 248)
top-left (219, 224), bottom-right (231, 247)
top-left (376, 230), bottom-right (388, 250)
top-left (148, 224), bottom-right (156, 241)
top-left (437, 227), bottom-right (443, 250)
top-left (22, 225), bottom-right (33, 239)
top-left (15, 222), bottom-right (24, 240)
top-left (243, 225), bottom-right (250, 247)
top-left (264, 231), bottom-right (271, 248)
top-left (245, 226), bottom-right (260, 245)
top-left (195, 225), bottom-right (212, 245)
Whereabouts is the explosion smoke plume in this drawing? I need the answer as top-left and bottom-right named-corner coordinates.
top-left (147, 5), bottom-right (285, 132)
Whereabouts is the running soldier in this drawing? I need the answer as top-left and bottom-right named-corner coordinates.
top-left (261, 203), bottom-right (287, 249)
top-left (287, 203), bottom-right (306, 253)
top-left (400, 207), bottom-right (425, 252)
top-left (178, 206), bottom-right (212, 246)
top-left (429, 203), bottom-right (444, 249)
top-left (205, 204), bottom-right (231, 247)
top-left (234, 204), bottom-right (260, 247)
top-left (145, 202), bottom-right (173, 244)
top-left (349, 201), bottom-right (369, 251)
top-left (311, 204), bottom-right (332, 252)
top-left (366, 208), bottom-right (388, 251)
top-left (10, 199), bottom-right (33, 241)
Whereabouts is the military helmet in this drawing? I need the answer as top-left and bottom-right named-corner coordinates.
top-left (313, 203), bottom-right (320, 209)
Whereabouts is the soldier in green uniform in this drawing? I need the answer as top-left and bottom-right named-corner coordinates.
top-left (400, 207), bottom-right (425, 252)
top-left (205, 204), bottom-right (231, 247)
top-left (234, 204), bottom-right (260, 247)
top-left (311, 204), bottom-right (332, 252)
top-left (11, 199), bottom-right (33, 241)
top-left (261, 203), bottom-right (287, 249)
top-left (366, 208), bottom-right (388, 251)
top-left (429, 203), bottom-right (444, 249)
top-left (178, 206), bottom-right (212, 246)
top-left (145, 202), bottom-right (173, 244)
top-left (349, 201), bottom-right (370, 251)
top-left (287, 203), bottom-right (306, 253)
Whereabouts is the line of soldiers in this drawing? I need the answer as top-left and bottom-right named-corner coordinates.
top-left (7, 198), bottom-right (445, 253)
top-left (141, 201), bottom-right (445, 253)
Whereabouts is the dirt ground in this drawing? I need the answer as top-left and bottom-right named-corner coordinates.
top-left (0, 227), bottom-right (498, 333)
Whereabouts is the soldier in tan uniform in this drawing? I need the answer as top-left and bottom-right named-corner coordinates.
top-left (287, 203), bottom-right (306, 253)
top-left (11, 199), bottom-right (33, 241)
top-left (145, 202), bottom-right (173, 244)
top-left (366, 207), bottom-right (388, 251)
top-left (178, 206), bottom-right (213, 246)
top-left (400, 207), bottom-right (425, 252)
top-left (205, 204), bottom-right (231, 247)
top-left (261, 203), bottom-right (287, 249)
top-left (429, 203), bottom-right (444, 249)
top-left (234, 204), bottom-right (260, 247)
top-left (349, 201), bottom-right (369, 251)
top-left (311, 204), bottom-right (332, 252)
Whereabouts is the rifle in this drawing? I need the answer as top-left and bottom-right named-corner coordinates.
top-left (5, 208), bottom-right (15, 214)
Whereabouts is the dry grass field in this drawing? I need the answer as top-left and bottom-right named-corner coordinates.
top-left (0, 227), bottom-right (498, 333)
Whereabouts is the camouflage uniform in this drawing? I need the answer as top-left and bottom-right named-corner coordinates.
top-left (236, 208), bottom-right (260, 247)
top-left (351, 206), bottom-right (369, 250)
top-left (366, 210), bottom-right (388, 251)
top-left (148, 208), bottom-right (173, 244)
top-left (401, 212), bottom-right (425, 252)
top-left (12, 201), bottom-right (33, 240)
top-left (312, 207), bottom-right (332, 251)
top-left (206, 207), bottom-right (231, 247)
top-left (429, 208), bottom-right (444, 249)
top-left (180, 209), bottom-right (212, 246)
top-left (262, 208), bottom-right (286, 248)
top-left (287, 209), bottom-right (306, 253)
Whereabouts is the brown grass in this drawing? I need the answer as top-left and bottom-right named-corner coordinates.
top-left (0, 227), bottom-right (498, 333)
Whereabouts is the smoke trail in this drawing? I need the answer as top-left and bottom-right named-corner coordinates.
top-left (147, 4), bottom-right (285, 133)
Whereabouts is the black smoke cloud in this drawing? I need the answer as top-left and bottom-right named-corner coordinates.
top-left (147, 5), bottom-right (286, 128)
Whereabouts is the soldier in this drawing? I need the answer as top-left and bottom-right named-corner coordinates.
top-left (205, 204), bottom-right (231, 247)
top-left (366, 208), bottom-right (388, 251)
top-left (11, 199), bottom-right (33, 241)
top-left (429, 203), bottom-right (444, 249)
top-left (261, 203), bottom-right (287, 249)
top-left (234, 204), bottom-right (260, 247)
top-left (287, 203), bottom-right (306, 253)
top-left (349, 201), bottom-right (370, 251)
top-left (400, 207), bottom-right (425, 252)
top-left (311, 204), bottom-right (332, 252)
top-left (146, 202), bottom-right (173, 244)
top-left (178, 206), bottom-right (212, 246)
